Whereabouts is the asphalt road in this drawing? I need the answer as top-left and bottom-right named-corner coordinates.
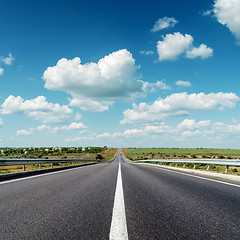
top-left (1, 150), bottom-right (240, 239)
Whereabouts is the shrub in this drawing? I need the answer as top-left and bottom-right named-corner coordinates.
top-left (96, 154), bottom-right (104, 160)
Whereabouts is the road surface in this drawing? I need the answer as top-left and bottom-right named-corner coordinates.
top-left (1, 150), bottom-right (239, 239)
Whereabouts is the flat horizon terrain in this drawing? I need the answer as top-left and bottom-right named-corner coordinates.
top-left (127, 148), bottom-right (240, 155)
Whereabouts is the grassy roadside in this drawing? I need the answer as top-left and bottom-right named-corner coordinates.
top-left (122, 148), bottom-right (240, 175)
top-left (0, 148), bottom-right (118, 174)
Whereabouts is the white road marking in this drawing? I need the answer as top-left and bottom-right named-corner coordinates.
top-left (0, 164), bottom-right (94, 185)
top-left (109, 161), bottom-right (128, 240)
top-left (141, 163), bottom-right (240, 188)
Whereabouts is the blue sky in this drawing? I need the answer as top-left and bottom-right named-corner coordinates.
top-left (1, 0), bottom-right (240, 148)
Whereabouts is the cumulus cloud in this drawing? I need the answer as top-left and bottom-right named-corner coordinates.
top-left (181, 130), bottom-right (201, 138)
top-left (212, 122), bottom-right (240, 134)
top-left (0, 118), bottom-right (3, 126)
top-left (157, 32), bottom-right (213, 61)
top-left (186, 44), bottom-right (213, 59)
top-left (17, 122), bottom-right (87, 136)
top-left (59, 122), bottom-right (87, 130)
top-left (63, 118), bottom-right (240, 145)
top-left (0, 68), bottom-right (4, 75)
top-left (151, 17), bottom-right (178, 32)
top-left (175, 80), bottom-right (191, 87)
top-left (141, 79), bottom-right (171, 93)
top-left (178, 119), bottom-right (211, 129)
top-left (1, 95), bottom-right (73, 123)
top-left (0, 53), bottom-right (14, 65)
top-left (121, 92), bottom-right (239, 124)
top-left (145, 124), bottom-right (174, 134)
top-left (95, 129), bottom-right (145, 141)
top-left (213, 0), bottom-right (240, 45)
top-left (43, 49), bottom-right (143, 112)
top-left (17, 129), bottom-right (33, 136)
top-left (157, 33), bottom-right (193, 61)
top-left (69, 98), bottom-right (111, 112)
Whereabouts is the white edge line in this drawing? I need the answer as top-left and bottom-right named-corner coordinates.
top-left (136, 163), bottom-right (240, 188)
top-left (109, 161), bottom-right (128, 240)
top-left (0, 164), bottom-right (94, 185)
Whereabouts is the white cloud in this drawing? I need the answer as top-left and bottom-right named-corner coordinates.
top-left (157, 32), bottom-right (193, 61)
top-left (121, 92), bottom-right (240, 124)
top-left (178, 119), bottom-right (211, 129)
top-left (145, 124), bottom-right (174, 134)
top-left (17, 122), bottom-right (87, 136)
top-left (43, 49), bottom-right (142, 112)
top-left (17, 129), bottom-right (33, 136)
top-left (0, 53), bottom-right (14, 65)
top-left (69, 97), bottom-right (111, 112)
top-left (202, 10), bottom-right (213, 16)
top-left (65, 137), bottom-right (82, 142)
top-left (0, 118), bottom-right (3, 126)
top-left (123, 129), bottom-right (144, 137)
top-left (59, 122), bottom-right (87, 130)
top-left (151, 17), bottom-right (178, 32)
top-left (212, 122), bottom-right (240, 134)
top-left (1, 95), bottom-right (73, 123)
top-left (96, 128), bottom-right (144, 139)
top-left (0, 68), bottom-right (4, 75)
top-left (181, 130), bottom-right (201, 137)
top-left (157, 32), bottom-right (213, 61)
top-left (213, 0), bottom-right (240, 45)
top-left (186, 44), bottom-right (213, 59)
top-left (175, 80), bottom-right (191, 87)
top-left (141, 79), bottom-right (171, 93)
top-left (63, 119), bottom-right (240, 145)
top-left (74, 113), bottom-right (82, 121)
top-left (140, 50), bottom-right (154, 55)
top-left (65, 136), bottom-right (94, 142)
top-left (96, 133), bottom-right (111, 139)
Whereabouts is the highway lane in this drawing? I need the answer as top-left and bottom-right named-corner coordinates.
top-left (0, 158), bottom-right (119, 240)
top-left (1, 150), bottom-right (240, 239)
top-left (121, 157), bottom-right (240, 239)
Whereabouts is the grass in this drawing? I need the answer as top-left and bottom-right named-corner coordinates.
top-left (123, 148), bottom-right (240, 160)
top-left (0, 148), bottom-right (118, 174)
top-left (122, 148), bottom-right (240, 175)
top-left (127, 148), bottom-right (240, 155)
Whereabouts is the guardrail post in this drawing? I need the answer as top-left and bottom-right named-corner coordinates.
top-left (23, 164), bottom-right (25, 171)
top-left (207, 164), bottom-right (210, 170)
top-left (60, 162), bottom-right (62, 167)
top-left (170, 163), bottom-right (171, 166)
top-left (51, 163), bottom-right (53, 168)
top-left (193, 164), bottom-right (196, 169)
top-left (225, 165), bottom-right (229, 173)
top-left (183, 163), bottom-right (185, 168)
top-left (39, 164), bottom-right (41, 169)
top-left (175, 163), bottom-right (178, 167)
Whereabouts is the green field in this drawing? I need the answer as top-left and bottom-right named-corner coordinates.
top-left (127, 148), bottom-right (240, 155)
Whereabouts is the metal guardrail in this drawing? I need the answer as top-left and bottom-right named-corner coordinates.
top-left (133, 159), bottom-right (240, 173)
top-left (0, 158), bottom-right (102, 171)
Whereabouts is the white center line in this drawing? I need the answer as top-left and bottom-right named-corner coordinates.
top-left (109, 161), bottom-right (128, 240)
